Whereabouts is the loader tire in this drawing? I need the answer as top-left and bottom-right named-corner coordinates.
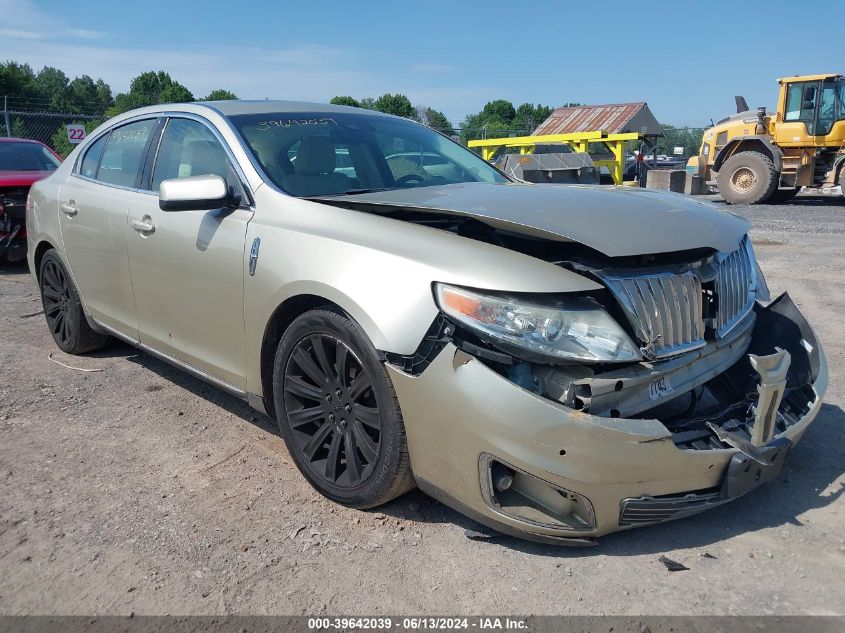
top-left (839, 167), bottom-right (845, 198)
top-left (718, 151), bottom-right (778, 205)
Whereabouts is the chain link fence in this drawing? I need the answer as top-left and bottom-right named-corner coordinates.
top-left (2, 95), bottom-right (708, 162)
top-left (2, 96), bottom-right (104, 157)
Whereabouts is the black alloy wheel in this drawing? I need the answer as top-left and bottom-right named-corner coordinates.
top-left (273, 309), bottom-right (413, 508)
top-left (41, 257), bottom-right (74, 348)
top-left (283, 333), bottom-right (381, 488)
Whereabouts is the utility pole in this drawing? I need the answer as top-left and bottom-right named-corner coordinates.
top-left (3, 96), bottom-right (11, 137)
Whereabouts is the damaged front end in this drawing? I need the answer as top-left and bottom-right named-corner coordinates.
top-left (385, 239), bottom-right (827, 544)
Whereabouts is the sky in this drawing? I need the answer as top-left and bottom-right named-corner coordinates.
top-left (1, 0), bottom-right (842, 128)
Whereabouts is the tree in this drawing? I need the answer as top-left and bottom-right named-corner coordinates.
top-left (204, 89), bottom-right (238, 101)
top-left (330, 95), bottom-right (360, 107)
top-left (460, 99), bottom-right (517, 143)
top-left (33, 67), bottom-right (72, 111)
top-left (10, 118), bottom-right (27, 138)
top-left (160, 83), bottom-right (193, 104)
top-left (417, 106), bottom-right (452, 133)
top-left (0, 62), bottom-right (37, 101)
top-left (110, 70), bottom-right (193, 114)
top-left (95, 79), bottom-right (113, 111)
top-left (512, 102), bottom-right (552, 133)
top-left (372, 93), bottom-right (416, 119)
top-left (67, 75), bottom-right (112, 113)
top-left (481, 99), bottom-right (516, 124)
top-left (359, 97), bottom-right (376, 110)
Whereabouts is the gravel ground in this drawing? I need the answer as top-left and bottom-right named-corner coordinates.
top-left (1, 195), bottom-right (843, 616)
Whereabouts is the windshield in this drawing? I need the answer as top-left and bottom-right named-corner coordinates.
top-left (0, 141), bottom-right (61, 172)
top-left (229, 111), bottom-right (508, 197)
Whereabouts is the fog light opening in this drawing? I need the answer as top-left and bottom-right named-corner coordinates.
top-left (492, 462), bottom-right (514, 492)
top-left (479, 454), bottom-right (596, 531)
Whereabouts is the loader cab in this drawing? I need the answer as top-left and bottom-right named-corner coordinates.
top-left (775, 74), bottom-right (845, 147)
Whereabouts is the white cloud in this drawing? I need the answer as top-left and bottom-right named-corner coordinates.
top-left (0, 0), bottom-right (107, 41)
top-left (410, 64), bottom-right (453, 74)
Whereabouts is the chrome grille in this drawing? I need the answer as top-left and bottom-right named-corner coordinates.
top-left (715, 237), bottom-right (756, 338)
top-left (602, 271), bottom-right (706, 359)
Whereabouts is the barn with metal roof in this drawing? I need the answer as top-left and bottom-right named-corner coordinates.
top-left (533, 102), bottom-right (663, 137)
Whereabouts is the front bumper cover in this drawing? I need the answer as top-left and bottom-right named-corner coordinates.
top-left (386, 293), bottom-right (828, 545)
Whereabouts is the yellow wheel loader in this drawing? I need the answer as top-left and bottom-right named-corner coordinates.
top-left (687, 74), bottom-right (845, 204)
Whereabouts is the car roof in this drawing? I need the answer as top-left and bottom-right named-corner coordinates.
top-left (0, 137), bottom-right (47, 145)
top-left (197, 100), bottom-right (388, 118)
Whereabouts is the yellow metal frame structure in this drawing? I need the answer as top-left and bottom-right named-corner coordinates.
top-left (468, 132), bottom-right (641, 185)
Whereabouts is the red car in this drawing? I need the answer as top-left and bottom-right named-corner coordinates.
top-left (0, 138), bottom-right (61, 262)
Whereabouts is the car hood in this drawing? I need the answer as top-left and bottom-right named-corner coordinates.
top-left (313, 182), bottom-right (750, 257)
top-left (0, 171), bottom-right (53, 188)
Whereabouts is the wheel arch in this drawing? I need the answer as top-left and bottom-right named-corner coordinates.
top-left (259, 293), bottom-right (380, 418)
top-left (33, 240), bottom-right (58, 282)
top-left (714, 137), bottom-right (783, 173)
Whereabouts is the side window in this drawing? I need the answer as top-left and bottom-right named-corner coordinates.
top-left (784, 82), bottom-right (817, 132)
top-left (816, 83), bottom-right (838, 135)
top-left (79, 133), bottom-right (109, 178)
top-left (784, 83), bottom-right (803, 121)
top-left (96, 119), bottom-right (156, 187)
top-left (151, 118), bottom-right (239, 193)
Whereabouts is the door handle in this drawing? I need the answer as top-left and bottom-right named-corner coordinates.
top-left (61, 201), bottom-right (78, 217)
top-left (130, 218), bottom-right (156, 234)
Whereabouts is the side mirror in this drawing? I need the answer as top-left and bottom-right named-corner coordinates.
top-left (159, 174), bottom-right (239, 211)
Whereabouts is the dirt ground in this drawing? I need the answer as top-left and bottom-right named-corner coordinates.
top-left (1, 195), bottom-right (844, 616)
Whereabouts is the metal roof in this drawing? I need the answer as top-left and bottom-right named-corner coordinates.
top-left (533, 102), bottom-right (663, 136)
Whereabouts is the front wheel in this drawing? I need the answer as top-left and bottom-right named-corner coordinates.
top-left (718, 151), bottom-right (779, 205)
top-left (272, 309), bottom-right (414, 508)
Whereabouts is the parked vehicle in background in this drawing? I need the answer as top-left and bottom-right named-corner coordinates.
top-left (27, 101), bottom-right (827, 545)
top-left (0, 138), bottom-right (61, 262)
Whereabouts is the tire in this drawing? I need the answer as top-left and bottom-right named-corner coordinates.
top-left (840, 167), bottom-right (845, 198)
top-left (272, 308), bottom-right (414, 508)
top-left (768, 188), bottom-right (799, 204)
top-left (38, 250), bottom-right (111, 354)
top-left (718, 151), bottom-right (779, 205)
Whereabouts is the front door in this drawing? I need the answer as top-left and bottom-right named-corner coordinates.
top-left (126, 116), bottom-right (253, 390)
top-left (58, 118), bottom-right (159, 337)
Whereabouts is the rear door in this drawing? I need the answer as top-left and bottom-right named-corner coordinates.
top-left (126, 116), bottom-right (253, 389)
top-left (58, 118), bottom-right (160, 336)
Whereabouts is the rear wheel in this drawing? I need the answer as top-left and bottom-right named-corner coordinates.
top-left (39, 250), bottom-right (111, 354)
top-left (768, 188), bottom-right (799, 203)
top-left (718, 151), bottom-right (778, 205)
top-left (272, 309), bottom-right (414, 508)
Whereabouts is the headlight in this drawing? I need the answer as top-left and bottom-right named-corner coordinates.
top-left (435, 283), bottom-right (641, 363)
